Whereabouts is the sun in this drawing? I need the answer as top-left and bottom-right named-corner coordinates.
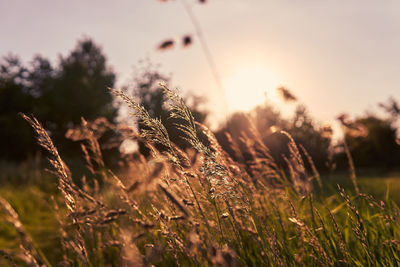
top-left (223, 64), bottom-right (279, 112)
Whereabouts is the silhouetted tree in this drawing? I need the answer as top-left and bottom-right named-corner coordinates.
top-left (286, 105), bottom-right (331, 170)
top-left (215, 103), bottom-right (332, 172)
top-left (379, 97), bottom-right (400, 120)
top-left (342, 115), bottom-right (400, 169)
top-left (0, 39), bottom-right (117, 160)
top-left (0, 55), bottom-right (37, 159)
top-left (41, 39), bottom-right (116, 152)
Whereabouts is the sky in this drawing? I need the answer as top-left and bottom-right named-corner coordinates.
top-left (1, 0), bottom-right (400, 132)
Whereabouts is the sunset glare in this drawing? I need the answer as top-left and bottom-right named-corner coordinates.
top-left (223, 64), bottom-right (279, 112)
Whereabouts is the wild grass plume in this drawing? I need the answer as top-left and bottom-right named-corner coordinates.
top-left (0, 85), bottom-right (399, 266)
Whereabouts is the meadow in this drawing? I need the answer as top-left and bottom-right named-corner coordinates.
top-left (1, 86), bottom-right (400, 266)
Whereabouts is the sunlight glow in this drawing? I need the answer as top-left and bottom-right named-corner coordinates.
top-left (223, 64), bottom-right (280, 112)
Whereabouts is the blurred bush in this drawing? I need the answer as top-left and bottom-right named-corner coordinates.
top-left (0, 39), bottom-right (116, 161)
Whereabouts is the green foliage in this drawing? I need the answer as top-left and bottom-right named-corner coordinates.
top-left (0, 184), bottom-right (60, 265)
top-left (2, 87), bottom-right (400, 266)
top-left (0, 55), bottom-right (38, 160)
top-left (43, 39), bottom-right (116, 132)
top-left (288, 105), bottom-right (331, 171)
top-left (216, 103), bottom-right (332, 171)
top-left (342, 115), bottom-right (400, 169)
top-left (0, 39), bottom-right (116, 160)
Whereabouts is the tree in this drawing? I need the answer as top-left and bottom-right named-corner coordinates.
top-left (287, 105), bottom-right (332, 170)
top-left (0, 38), bottom-right (117, 160)
top-left (215, 103), bottom-right (332, 172)
top-left (343, 115), bottom-right (400, 168)
top-left (42, 39), bottom-right (116, 139)
top-left (379, 97), bottom-right (400, 120)
top-left (0, 55), bottom-right (38, 159)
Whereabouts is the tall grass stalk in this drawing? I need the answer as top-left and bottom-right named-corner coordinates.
top-left (0, 85), bottom-right (398, 266)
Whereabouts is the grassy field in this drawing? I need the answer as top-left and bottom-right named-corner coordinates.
top-left (1, 87), bottom-right (399, 266)
top-left (1, 171), bottom-right (400, 266)
top-left (322, 172), bottom-right (400, 204)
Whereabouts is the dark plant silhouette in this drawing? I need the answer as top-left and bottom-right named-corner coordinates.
top-left (182, 35), bottom-right (192, 47)
top-left (122, 63), bottom-right (208, 155)
top-left (337, 115), bottom-right (400, 169)
top-left (277, 86), bottom-right (297, 102)
top-left (215, 102), bottom-right (332, 172)
top-left (157, 39), bottom-right (174, 51)
top-left (0, 38), bottom-right (116, 160)
top-left (379, 97), bottom-right (400, 120)
top-left (157, 0), bottom-right (227, 114)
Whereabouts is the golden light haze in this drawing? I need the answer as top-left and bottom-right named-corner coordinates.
top-left (1, 0), bottom-right (400, 129)
top-left (223, 63), bottom-right (280, 112)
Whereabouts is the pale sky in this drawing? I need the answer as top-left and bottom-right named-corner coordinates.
top-left (1, 0), bottom-right (400, 131)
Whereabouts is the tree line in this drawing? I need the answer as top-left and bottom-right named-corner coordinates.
top-left (1, 38), bottom-right (400, 173)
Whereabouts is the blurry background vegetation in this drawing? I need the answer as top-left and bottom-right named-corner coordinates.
top-left (1, 36), bottom-right (400, 267)
top-left (1, 38), bottom-right (400, 174)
